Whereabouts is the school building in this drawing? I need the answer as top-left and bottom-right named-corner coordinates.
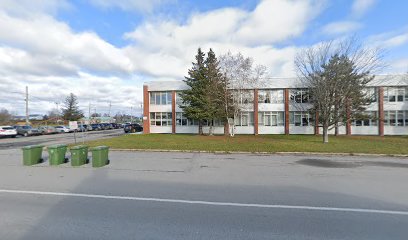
top-left (142, 75), bottom-right (408, 135)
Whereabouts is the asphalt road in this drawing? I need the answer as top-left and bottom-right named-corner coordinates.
top-left (0, 150), bottom-right (407, 239)
top-left (0, 129), bottom-right (124, 150)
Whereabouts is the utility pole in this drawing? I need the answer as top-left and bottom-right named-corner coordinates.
top-left (130, 106), bottom-right (133, 123)
top-left (25, 86), bottom-right (29, 125)
top-left (88, 103), bottom-right (91, 124)
top-left (108, 101), bottom-right (112, 117)
top-left (55, 102), bottom-right (59, 122)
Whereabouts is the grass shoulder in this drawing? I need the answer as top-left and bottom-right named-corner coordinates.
top-left (82, 134), bottom-right (408, 155)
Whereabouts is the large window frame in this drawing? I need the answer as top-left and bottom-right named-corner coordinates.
top-left (290, 89), bottom-right (310, 104)
top-left (258, 90), bottom-right (284, 104)
top-left (234, 111), bottom-right (254, 126)
top-left (352, 111), bottom-right (378, 126)
top-left (289, 111), bottom-right (314, 126)
top-left (150, 92), bottom-right (172, 105)
top-left (258, 111), bottom-right (284, 126)
top-left (384, 87), bottom-right (407, 103)
top-left (150, 112), bottom-right (172, 126)
top-left (384, 111), bottom-right (408, 126)
top-left (175, 112), bottom-right (199, 126)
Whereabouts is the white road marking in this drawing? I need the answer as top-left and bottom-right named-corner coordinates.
top-left (1, 189), bottom-right (408, 216)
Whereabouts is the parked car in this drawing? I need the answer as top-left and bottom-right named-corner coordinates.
top-left (54, 126), bottom-right (72, 133)
top-left (124, 123), bottom-right (143, 133)
top-left (38, 126), bottom-right (58, 135)
top-left (77, 125), bottom-right (87, 132)
top-left (83, 124), bottom-right (93, 131)
top-left (91, 124), bottom-right (102, 131)
top-left (0, 126), bottom-right (17, 138)
top-left (14, 125), bottom-right (41, 137)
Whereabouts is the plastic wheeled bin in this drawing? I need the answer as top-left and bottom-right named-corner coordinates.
top-left (70, 145), bottom-right (89, 166)
top-left (22, 145), bottom-right (44, 166)
top-left (91, 146), bottom-right (110, 167)
top-left (48, 144), bottom-right (68, 166)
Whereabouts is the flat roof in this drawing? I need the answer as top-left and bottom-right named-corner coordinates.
top-left (145, 75), bottom-right (408, 91)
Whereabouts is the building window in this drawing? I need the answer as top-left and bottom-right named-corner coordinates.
top-left (176, 92), bottom-right (183, 106)
top-left (234, 112), bottom-right (254, 126)
top-left (384, 111), bottom-right (408, 126)
top-left (150, 92), bottom-right (172, 105)
top-left (258, 112), bottom-right (284, 126)
top-left (176, 112), bottom-right (200, 126)
top-left (352, 111), bottom-right (378, 126)
top-left (290, 89), bottom-right (310, 103)
top-left (384, 87), bottom-right (407, 102)
top-left (258, 90), bottom-right (284, 104)
top-left (289, 112), bottom-right (313, 126)
top-left (363, 88), bottom-right (377, 103)
top-left (150, 112), bottom-right (172, 126)
top-left (234, 90), bottom-right (254, 105)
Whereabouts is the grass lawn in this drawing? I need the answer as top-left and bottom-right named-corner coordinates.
top-left (83, 134), bottom-right (408, 155)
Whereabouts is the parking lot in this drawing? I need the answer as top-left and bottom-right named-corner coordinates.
top-left (0, 129), bottom-right (124, 150)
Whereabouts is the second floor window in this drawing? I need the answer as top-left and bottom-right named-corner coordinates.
top-left (384, 87), bottom-right (408, 102)
top-left (290, 89), bottom-right (310, 103)
top-left (258, 90), bottom-right (284, 104)
top-left (150, 92), bottom-right (172, 105)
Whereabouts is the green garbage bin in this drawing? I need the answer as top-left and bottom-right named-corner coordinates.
top-left (91, 146), bottom-right (110, 167)
top-left (22, 145), bottom-right (44, 166)
top-left (70, 145), bottom-right (89, 167)
top-left (48, 144), bottom-right (68, 166)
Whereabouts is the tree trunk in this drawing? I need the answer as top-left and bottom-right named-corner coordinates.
top-left (334, 122), bottom-right (339, 136)
top-left (209, 121), bottom-right (214, 136)
top-left (224, 121), bottom-right (229, 136)
top-left (322, 124), bottom-right (329, 143)
top-left (198, 121), bottom-right (203, 135)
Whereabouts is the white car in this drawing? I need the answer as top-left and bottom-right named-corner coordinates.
top-left (55, 126), bottom-right (73, 133)
top-left (0, 126), bottom-right (17, 138)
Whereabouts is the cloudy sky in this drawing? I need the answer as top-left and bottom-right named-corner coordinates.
top-left (1, 0), bottom-right (407, 116)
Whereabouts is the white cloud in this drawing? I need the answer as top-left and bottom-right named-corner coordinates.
top-left (321, 21), bottom-right (363, 35)
top-left (368, 29), bottom-right (408, 49)
top-left (89, 0), bottom-right (175, 13)
top-left (0, 0), bottom-right (326, 115)
top-left (236, 0), bottom-right (325, 45)
top-left (0, 0), bottom-right (70, 17)
top-left (0, 11), bottom-right (133, 76)
top-left (351, 0), bottom-right (376, 17)
top-left (124, 0), bottom-right (325, 79)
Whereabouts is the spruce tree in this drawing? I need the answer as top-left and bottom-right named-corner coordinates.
top-left (62, 93), bottom-right (84, 121)
top-left (180, 48), bottom-right (209, 135)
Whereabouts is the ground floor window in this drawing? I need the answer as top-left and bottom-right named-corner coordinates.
top-left (384, 110), bottom-right (408, 126)
top-left (352, 111), bottom-right (378, 126)
top-left (175, 112), bottom-right (199, 126)
top-left (150, 112), bottom-right (172, 126)
top-left (289, 111), bottom-right (313, 126)
top-left (234, 111), bottom-right (254, 126)
top-left (258, 111), bottom-right (284, 126)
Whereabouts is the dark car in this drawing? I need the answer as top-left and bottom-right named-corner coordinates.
top-left (124, 123), bottom-right (143, 133)
top-left (91, 124), bottom-right (102, 131)
top-left (14, 125), bottom-right (41, 137)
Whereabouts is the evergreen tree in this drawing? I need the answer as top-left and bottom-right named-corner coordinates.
top-left (180, 48), bottom-right (209, 135)
top-left (62, 93), bottom-right (84, 121)
top-left (204, 49), bottom-right (233, 135)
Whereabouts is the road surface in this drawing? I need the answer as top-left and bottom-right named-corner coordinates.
top-left (0, 150), bottom-right (407, 239)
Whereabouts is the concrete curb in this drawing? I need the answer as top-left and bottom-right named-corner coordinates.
top-left (109, 148), bottom-right (408, 158)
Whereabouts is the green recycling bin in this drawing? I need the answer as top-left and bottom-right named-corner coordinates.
top-left (91, 146), bottom-right (110, 167)
top-left (22, 145), bottom-right (44, 166)
top-left (48, 144), bottom-right (68, 166)
top-left (70, 145), bottom-right (89, 166)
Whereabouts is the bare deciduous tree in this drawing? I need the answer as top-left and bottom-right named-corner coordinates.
top-left (219, 52), bottom-right (267, 136)
top-left (295, 37), bottom-right (384, 143)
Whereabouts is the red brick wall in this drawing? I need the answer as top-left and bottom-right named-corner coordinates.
top-left (143, 85), bottom-right (150, 134)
